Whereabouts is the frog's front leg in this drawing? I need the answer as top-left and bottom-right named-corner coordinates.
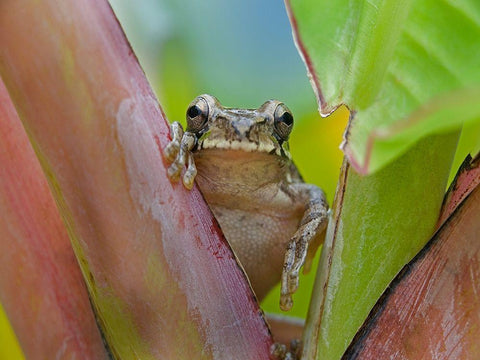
top-left (163, 121), bottom-right (198, 189)
top-left (280, 184), bottom-right (329, 311)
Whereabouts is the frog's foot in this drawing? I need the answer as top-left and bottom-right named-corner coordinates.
top-left (163, 121), bottom-right (197, 189)
top-left (280, 185), bottom-right (328, 311)
top-left (270, 339), bottom-right (301, 360)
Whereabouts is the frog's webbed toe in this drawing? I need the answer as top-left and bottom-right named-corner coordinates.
top-left (280, 184), bottom-right (329, 311)
top-left (163, 121), bottom-right (197, 189)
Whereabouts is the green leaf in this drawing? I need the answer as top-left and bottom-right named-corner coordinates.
top-left (286, 1), bottom-right (470, 359)
top-left (287, 0), bottom-right (480, 174)
top-left (302, 133), bottom-right (458, 360)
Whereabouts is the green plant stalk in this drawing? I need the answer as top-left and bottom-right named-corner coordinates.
top-left (303, 131), bottom-right (459, 360)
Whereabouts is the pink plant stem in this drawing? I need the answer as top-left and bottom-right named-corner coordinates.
top-left (0, 0), bottom-right (273, 358)
top-left (0, 79), bottom-right (108, 359)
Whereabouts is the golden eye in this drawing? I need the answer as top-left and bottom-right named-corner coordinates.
top-left (274, 103), bottom-right (294, 140)
top-left (186, 97), bottom-right (209, 132)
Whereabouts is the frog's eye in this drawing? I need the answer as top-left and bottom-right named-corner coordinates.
top-left (274, 104), bottom-right (294, 140)
top-left (186, 97), bottom-right (209, 132)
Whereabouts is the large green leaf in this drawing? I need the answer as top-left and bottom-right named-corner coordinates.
top-left (286, 1), bottom-right (469, 359)
top-left (301, 133), bottom-right (458, 360)
top-left (287, 0), bottom-right (480, 174)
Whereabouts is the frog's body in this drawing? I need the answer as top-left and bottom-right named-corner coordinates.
top-left (194, 149), bottom-right (305, 300)
top-left (164, 95), bottom-right (328, 310)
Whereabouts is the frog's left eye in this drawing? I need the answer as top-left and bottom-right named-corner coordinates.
top-left (274, 104), bottom-right (294, 140)
top-left (186, 97), bottom-right (209, 132)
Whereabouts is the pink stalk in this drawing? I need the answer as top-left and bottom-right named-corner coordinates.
top-left (437, 153), bottom-right (480, 226)
top-left (0, 0), bottom-right (272, 358)
top-left (0, 80), bottom-right (108, 359)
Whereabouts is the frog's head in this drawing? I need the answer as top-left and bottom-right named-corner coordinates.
top-left (185, 94), bottom-right (293, 159)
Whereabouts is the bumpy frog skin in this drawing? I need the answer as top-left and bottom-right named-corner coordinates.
top-left (164, 94), bottom-right (328, 311)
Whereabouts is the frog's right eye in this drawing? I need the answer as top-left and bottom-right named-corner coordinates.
top-left (274, 103), bottom-right (294, 141)
top-left (186, 98), bottom-right (209, 132)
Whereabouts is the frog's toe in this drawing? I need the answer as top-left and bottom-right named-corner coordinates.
top-left (271, 342), bottom-right (287, 359)
top-left (182, 152), bottom-right (197, 189)
top-left (182, 169), bottom-right (196, 189)
top-left (164, 141), bottom-right (180, 162)
top-left (167, 162), bottom-right (183, 182)
top-left (164, 121), bottom-right (185, 163)
top-left (280, 235), bottom-right (309, 311)
top-left (280, 270), bottom-right (300, 311)
top-left (182, 173), bottom-right (195, 189)
top-left (280, 293), bottom-right (294, 312)
top-left (270, 340), bottom-right (301, 360)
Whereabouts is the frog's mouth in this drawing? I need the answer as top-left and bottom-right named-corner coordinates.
top-left (197, 131), bottom-right (291, 159)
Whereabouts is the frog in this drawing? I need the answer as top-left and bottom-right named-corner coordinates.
top-left (163, 94), bottom-right (328, 311)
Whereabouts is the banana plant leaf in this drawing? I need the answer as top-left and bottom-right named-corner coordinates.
top-left (285, 1), bottom-right (474, 359)
top-left (286, 0), bottom-right (480, 175)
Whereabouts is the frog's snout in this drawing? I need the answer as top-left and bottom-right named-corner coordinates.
top-left (231, 119), bottom-right (256, 137)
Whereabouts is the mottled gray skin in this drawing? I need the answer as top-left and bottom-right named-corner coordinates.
top-left (164, 94), bottom-right (328, 311)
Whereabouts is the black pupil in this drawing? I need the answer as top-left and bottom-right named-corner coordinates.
top-left (279, 111), bottom-right (293, 126)
top-left (188, 105), bottom-right (202, 118)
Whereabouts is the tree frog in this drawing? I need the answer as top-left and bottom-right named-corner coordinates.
top-left (163, 94), bottom-right (328, 311)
